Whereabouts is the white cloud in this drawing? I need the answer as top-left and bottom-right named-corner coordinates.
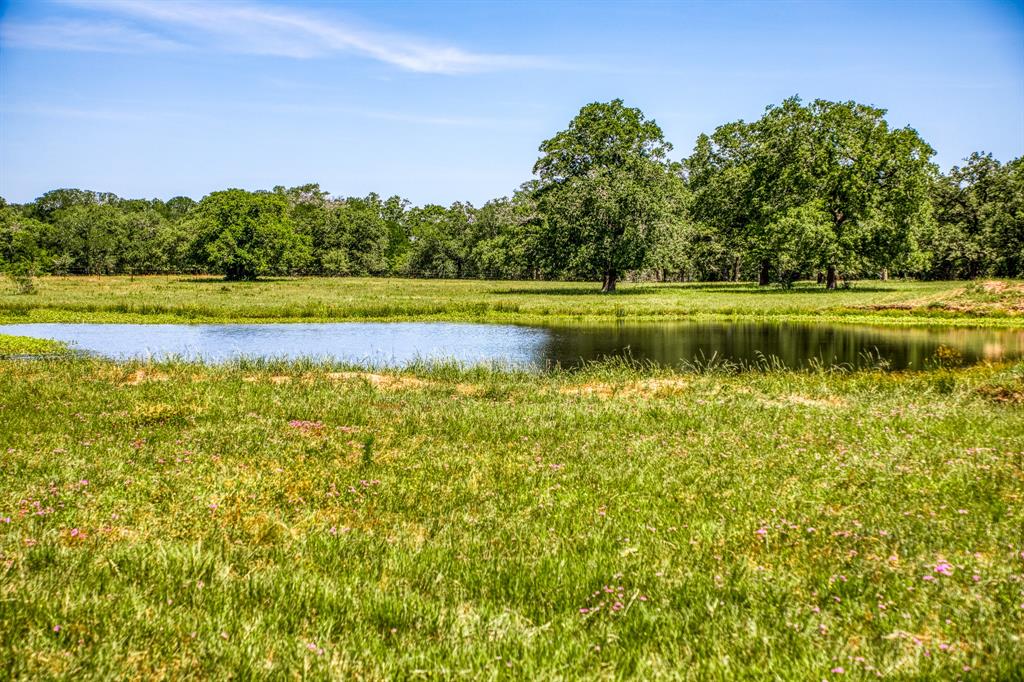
top-left (34, 0), bottom-right (551, 74)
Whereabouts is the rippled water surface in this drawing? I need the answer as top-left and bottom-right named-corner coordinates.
top-left (3, 321), bottom-right (1023, 370)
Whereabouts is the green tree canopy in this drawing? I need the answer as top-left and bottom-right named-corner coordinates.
top-left (925, 152), bottom-right (1023, 278)
top-left (1, 98), bottom-right (1013, 285)
top-left (0, 202), bottom-right (48, 275)
top-left (189, 190), bottom-right (309, 280)
top-left (534, 99), bottom-right (678, 291)
top-left (687, 97), bottom-right (935, 287)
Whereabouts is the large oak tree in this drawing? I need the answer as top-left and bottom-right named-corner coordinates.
top-left (533, 99), bottom-right (677, 292)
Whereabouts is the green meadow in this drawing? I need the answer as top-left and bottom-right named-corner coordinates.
top-left (1, 276), bottom-right (1022, 678)
top-left (0, 276), bottom-right (1021, 327)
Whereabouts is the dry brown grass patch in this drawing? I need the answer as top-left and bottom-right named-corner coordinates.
top-left (120, 369), bottom-right (170, 386)
top-left (760, 394), bottom-right (848, 409)
top-left (324, 371), bottom-right (429, 390)
top-left (976, 383), bottom-right (1024, 404)
top-left (558, 382), bottom-right (616, 398)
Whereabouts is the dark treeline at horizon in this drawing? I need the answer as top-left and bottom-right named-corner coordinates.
top-left (2, 97), bottom-right (1022, 287)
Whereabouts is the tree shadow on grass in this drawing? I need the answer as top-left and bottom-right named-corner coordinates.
top-left (676, 283), bottom-right (901, 295)
top-left (496, 286), bottom-right (660, 296)
top-left (497, 281), bottom-right (900, 296)
top-left (172, 276), bottom-right (301, 284)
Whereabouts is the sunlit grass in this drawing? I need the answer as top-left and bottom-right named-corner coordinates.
top-left (1, 357), bottom-right (1022, 677)
top-left (1, 276), bottom-right (1021, 327)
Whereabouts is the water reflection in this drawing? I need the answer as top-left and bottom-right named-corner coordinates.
top-left (2, 321), bottom-right (1022, 370)
top-left (538, 322), bottom-right (1024, 369)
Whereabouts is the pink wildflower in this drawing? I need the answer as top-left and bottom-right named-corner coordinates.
top-left (934, 561), bottom-right (953, 576)
top-left (289, 420), bottom-right (325, 433)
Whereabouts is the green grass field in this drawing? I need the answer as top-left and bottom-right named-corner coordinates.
top-left (1, 357), bottom-right (1023, 678)
top-left (1, 276), bottom-right (1023, 678)
top-left (1, 275), bottom-right (1022, 327)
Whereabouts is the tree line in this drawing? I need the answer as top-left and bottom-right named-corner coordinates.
top-left (2, 97), bottom-right (1021, 289)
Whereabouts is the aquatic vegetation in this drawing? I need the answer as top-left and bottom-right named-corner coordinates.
top-left (0, 333), bottom-right (68, 356)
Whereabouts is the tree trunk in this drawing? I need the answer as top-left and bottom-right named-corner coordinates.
top-left (816, 271), bottom-right (824, 284)
top-left (880, 268), bottom-right (889, 281)
top-left (826, 265), bottom-right (837, 290)
top-left (732, 255), bottom-right (741, 282)
top-left (601, 268), bottom-right (617, 293)
top-left (758, 260), bottom-right (771, 286)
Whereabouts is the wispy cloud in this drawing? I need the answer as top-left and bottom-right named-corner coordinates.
top-left (13, 0), bottom-right (552, 74)
top-left (0, 18), bottom-right (183, 53)
top-left (263, 101), bottom-right (531, 128)
top-left (2, 99), bottom-right (528, 129)
top-left (0, 105), bottom-right (148, 122)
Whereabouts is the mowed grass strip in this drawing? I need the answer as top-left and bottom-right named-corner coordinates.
top-left (0, 358), bottom-right (1022, 678)
top-left (1, 276), bottom-right (1021, 326)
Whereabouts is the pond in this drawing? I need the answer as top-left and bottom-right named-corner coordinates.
top-left (3, 321), bottom-right (1023, 370)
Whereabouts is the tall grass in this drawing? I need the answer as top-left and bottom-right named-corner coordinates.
top-left (1, 357), bottom-right (1022, 678)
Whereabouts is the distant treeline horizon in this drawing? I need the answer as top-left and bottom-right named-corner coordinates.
top-left (2, 97), bottom-right (1021, 286)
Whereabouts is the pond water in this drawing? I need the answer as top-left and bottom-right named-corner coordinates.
top-left (3, 321), bottom-right (1023, 370)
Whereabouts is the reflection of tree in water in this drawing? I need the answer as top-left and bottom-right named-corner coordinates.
top-left (534, 323), bottom-right (1024, 370)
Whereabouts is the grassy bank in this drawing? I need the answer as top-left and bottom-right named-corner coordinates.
top-left (1, 276), bottom-right (1022, 327)
top-left (1, 357), bottom-right (1022, 678)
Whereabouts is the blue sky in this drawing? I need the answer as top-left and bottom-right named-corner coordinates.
top-left (1, 0), bottom-right (1022, 205)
